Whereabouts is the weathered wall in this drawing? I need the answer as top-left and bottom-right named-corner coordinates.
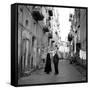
top-left (18, 5), bottom-right (48, 72)
top-left (80, 9), bottom-right (86, 51)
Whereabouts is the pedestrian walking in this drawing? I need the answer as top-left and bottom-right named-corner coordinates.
top-left (53, 49), bottom-right (59, 75)
top-left (44, 53), bottom-right (52, 74)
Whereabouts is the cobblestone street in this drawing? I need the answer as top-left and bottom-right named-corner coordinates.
top-left (18, 60), bottom-right (86, 85)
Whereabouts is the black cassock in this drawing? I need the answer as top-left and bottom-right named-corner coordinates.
top-left (44, 53), bottom-right (52, 74)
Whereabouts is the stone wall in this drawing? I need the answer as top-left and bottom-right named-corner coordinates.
top-left (18, 5), bottom-right (49, 76)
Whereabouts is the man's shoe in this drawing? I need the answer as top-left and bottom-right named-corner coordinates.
top-left (54, 72), bottom-right (58, 75)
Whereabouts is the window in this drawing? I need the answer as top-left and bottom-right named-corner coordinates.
top-left (25, 19), bottom-right (29, 26)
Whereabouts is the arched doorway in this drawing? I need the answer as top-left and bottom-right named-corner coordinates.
top-left (22, 38), bottom-right (30, 72)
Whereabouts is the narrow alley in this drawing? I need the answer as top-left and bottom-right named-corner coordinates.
top-left (17, 4), bottom-right (87, 85)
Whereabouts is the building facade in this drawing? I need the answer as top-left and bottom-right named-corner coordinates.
top-left (18, 5), bottom-right (59, 78)
top-left (68, 8), bottom-right (87, 65)
top-left (18, 5), bottom-right (48, 77)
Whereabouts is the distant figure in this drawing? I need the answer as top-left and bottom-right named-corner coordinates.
top-left (53, 49), bottom-right (59, 75)
top-left (44, 53), bottom-right (52, 74)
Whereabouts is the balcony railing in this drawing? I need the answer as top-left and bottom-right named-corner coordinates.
top-left (43, 26), bottom-right (49, 33)
top-left (68, 33), bottom-right (74, 42)
top-left (48, 32), bottom-right (52, 39)
top-left (48, 10), bottom-right (53, 16)
top-left (32, 7), bottom-right (44, 21)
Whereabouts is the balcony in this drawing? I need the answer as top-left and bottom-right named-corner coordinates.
top-left (48, 10), bottom-right (53, 16)
top-left (69, 14), bottom-right (73, 22)
top-left (32, 7), bottom-right (44, 21)
top-left (43, 26), bottom-right (49, 33)
top-left (48, 32), bottom-right (52, 39)
top-left (68, 33), bottom-right (74, 42)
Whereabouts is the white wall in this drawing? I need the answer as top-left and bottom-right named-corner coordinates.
top-left (0, 0), bottom-right (89, 90)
